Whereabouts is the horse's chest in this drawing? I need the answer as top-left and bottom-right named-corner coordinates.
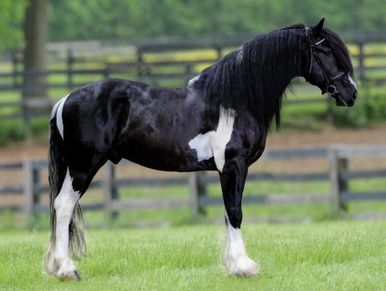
top-left (188, 107), bottom-right (237, 172)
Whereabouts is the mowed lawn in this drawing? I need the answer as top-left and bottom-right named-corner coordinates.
top-left (1, 221), bottom-right (386, 290)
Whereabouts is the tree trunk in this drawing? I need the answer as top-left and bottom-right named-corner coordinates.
top-left (23, 0), bottom-right (48, 99)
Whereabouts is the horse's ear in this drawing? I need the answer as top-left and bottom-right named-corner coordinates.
top-left (313, 18), bottom-right (325, 35)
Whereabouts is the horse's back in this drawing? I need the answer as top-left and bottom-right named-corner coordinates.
top-left (54, 78), bottom-right (208, 170)
top-left (55, 79), bottom-right (144, 163)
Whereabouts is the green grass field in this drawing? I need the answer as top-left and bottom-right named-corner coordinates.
top-left (1, 221), bottom-right (385, 290)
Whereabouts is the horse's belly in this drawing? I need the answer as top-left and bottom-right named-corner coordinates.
top-left (115, 140), bottom-right (215, 172)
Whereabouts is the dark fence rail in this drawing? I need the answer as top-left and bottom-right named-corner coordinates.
top-left (1, 145), bottom-right (386, 227)
top-left (2, 33), bottom-right (386, 135)
top-left (4, 31), bottom-right (386, 89)
top-left (0, 35), bottom-right (385, 90)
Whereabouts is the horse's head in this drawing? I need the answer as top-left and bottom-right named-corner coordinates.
top-left (305, 18), bottom-right (357, 107)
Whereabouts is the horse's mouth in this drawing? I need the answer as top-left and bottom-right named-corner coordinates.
top-left (334, 91), bottom-right (357, 107)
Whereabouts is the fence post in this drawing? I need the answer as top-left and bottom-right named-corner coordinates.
top-left (329, 148), bottom-right (348, 215)
top-left (103, 63), bottom-right (110, 80)
top-left (67, 48), bottom-right (74, 90)
top-left (357, 41), bottom-right (365, 84)
top-left (338, 157), bottom-right (348, 209)
top-left (215, 45), bottom-right (222, 60)
top-left (11, 51), bottom-right (19, 89)
top-left (104, 162), bottom-right (118, 222)
top-left (21, 69), bottom-right (32, 140)
top-left (24, 160), bottom-right (40, 228)
top-left (136, 47), bottom-right (144, 81)
top-left (189, 172), bottom-right (207, 218)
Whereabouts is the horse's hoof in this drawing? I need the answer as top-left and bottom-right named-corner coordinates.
top-left (235, 257), bottom-right (259, 277)
top-left (234, 267), bottom-right (259, 277)
top-left (74, 270), bottom-right (81, 281)
top-left (225, 256), bottom-right (259, 277)
top-left (57, 270), bottom-right (81, 281)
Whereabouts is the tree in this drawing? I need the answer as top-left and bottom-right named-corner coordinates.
top-left (0, 0), bottom-right (26, 52)
top-left (22, 0), bottom-right (48, 139)
top-left (23, 0), bottom-right (48, 99)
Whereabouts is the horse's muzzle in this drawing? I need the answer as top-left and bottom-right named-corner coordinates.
top-left (335, 90), bottom-right (357, 107)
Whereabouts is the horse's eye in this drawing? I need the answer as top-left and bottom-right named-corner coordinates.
top-left (324, 50), bottom-right (331, 56)
top-left (319, 48), bottom-right (331, 55)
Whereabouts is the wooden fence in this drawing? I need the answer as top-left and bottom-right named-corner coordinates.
top-left (2, 32), bottom-right (386, 126)
top-left (1, 145), bottom-right (386, 227)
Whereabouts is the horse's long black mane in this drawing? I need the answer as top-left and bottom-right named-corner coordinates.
top-left (191, 24), bottom-right (353, 129)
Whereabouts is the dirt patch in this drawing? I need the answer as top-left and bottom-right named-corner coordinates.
top-left (0, 140), bottom-right (48, 163)
top-left (267, 124), bottom-right (386, 149)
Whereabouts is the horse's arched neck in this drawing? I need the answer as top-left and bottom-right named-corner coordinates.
top-left (189, 29), bottom-right (308, 129)
top-left (234, 31), bottom-right (308, 127)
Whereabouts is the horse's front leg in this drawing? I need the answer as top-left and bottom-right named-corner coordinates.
top-left (220, 159), bottom-right (259, 277)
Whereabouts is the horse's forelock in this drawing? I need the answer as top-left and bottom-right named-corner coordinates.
top-left (322, 28), bottom-right (354, 76)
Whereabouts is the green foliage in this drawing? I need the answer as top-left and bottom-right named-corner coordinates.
top-left (0, 0), bottom-right (27, 51)
top-left (331, 99), bottom-right (368, 128)
top-left (47, 0), bottom-right (386, 42)
top-left (332, 86), bottom-right (386, 127)
top-left (2, 0), bottom-right (386, 51)
top-left (363, 91), bottom-right (386, 122)
top-left (31, 117), bottom-right (49, 137)
top-left (0, 121), bottom-right (25, 146)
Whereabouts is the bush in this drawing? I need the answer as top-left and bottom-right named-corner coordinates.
top-left (0, 117), bottom-right (50, 147)
top-left (332, 86), bottom-right (386, 127)
top-left (364, 92), bottom-right (386, 122)
top-left (31, 117), bottom-right (50, 137)
top-left (0, 121), bottom-right (25, 146)
top-left (331, 100), bottom-right (368, 128)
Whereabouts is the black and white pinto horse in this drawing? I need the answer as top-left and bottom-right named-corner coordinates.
top-left (45, 19), bottom-right (357, 280)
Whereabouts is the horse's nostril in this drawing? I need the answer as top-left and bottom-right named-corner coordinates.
top-left (353, 90), bottom-right (358, 100)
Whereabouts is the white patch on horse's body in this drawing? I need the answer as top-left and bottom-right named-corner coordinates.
top-left (224, 214), bottom-right (259, 276)
top-left (188, 133), bottom-right (212, 161)
top-left (188, 106), bottom-right (236, 172)
top-left (51, 100), bottom-right (61, 120)
top-left (188, 74), bottom-right (200, 87)
top-left (348, 75), bottom-right (357, 89)
top-left (51, 169), bottom-right (80, 278)
top-left (53, 94), bottom-right (70, 138)
top-left (236, 45), bottom-right (244, 64)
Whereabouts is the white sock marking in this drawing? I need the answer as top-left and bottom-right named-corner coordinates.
top-left (53, 94), bottom-right (69, 138)
top-left (188, 106), bottom-right (236, 172)
top-left (226, 223), bottom-right (247, 258)
top-left (53, 169), bottom-right (80, 275)
top-left (224, 213), bottom-right (258, 276)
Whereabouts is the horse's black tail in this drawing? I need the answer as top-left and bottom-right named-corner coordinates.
top-left (45, 112), bottom-right (86, 274)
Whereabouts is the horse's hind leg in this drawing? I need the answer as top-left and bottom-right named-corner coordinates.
top-left (48, 168), bottom-right (81, 280)
top-left (46, 156), bottom-right (107, 280)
